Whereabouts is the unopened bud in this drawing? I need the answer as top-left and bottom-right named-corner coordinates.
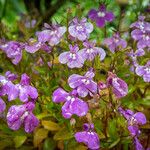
top-left (70, 118), bottom-right (76, 126)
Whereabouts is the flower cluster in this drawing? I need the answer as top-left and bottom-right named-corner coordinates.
top-left (52, 88), bottom-right (88, 119)
top-left (53, 69), bottom-right (100, 149)
top-left (0, 23), bottom-right (66, 64)
top-left (52, 69), bottom-right (98, 118)
top-left (0, 71), bottom-right (39, 133)
top-left (118, 107), bottom-right (146, 150)
top-left (0, 3), bottom-right (149, 149)
top-left (58, 16), bottom-right (106, 68)
top-left (25, 23), bottom-right (66, 53)
top-left (129, 16), bottom-right (150, 82)
top-left (131, 16), bottom-right (150, 49)
top-left (52, 67), bottom-right (129, 149)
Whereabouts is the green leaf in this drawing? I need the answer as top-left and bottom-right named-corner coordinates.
top-left (54, 127), bottom-right (73, 140)
top-left (43, 138), bottom-right (57, 150)
top-left (14, 135), bottom-right (27, 148)
top-left (137, 99), bottom-right (150, 106)
top-left (33, 128), bottom-right (49, 147)
top-left (36, 113), bottom-right (52, 119)
top-left (42, 120), bottom-right (60, 131)
top-left (108, 119), bottom-right (119, 140)
top-left (128, 85), bottom-right (136, 95)
top-left (108, 138), bottom-right (120, 149)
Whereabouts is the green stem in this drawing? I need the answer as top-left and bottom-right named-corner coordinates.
top-left (0, 0), bottom-right (7, 21)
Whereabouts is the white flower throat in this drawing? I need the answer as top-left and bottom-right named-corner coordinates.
top-left (86, 48), bottom-right (94, 53)
top-left (76, 25), bottom-right (84, 31)
top-left (97, 12), bottom-right (105, 17)
top-left (145, 67), bottom-right (150, 73)
top-left (66, 96), bottom-right (75, 101)
top-left (82, 78), bottom-right (90, 85)
top-left (70, 53), bottom-right (76, 60)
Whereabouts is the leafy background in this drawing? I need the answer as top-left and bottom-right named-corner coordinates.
top-left (0, 0), bottom-right (150, 149)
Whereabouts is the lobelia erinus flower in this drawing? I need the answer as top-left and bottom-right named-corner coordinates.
top-left (118, 107), bottom-right (146, 137)
top-left (25, 22), bottom-right (66, 54)
top-left (118, 107), bottom-right (146, 150)
top-left (88, 4), bottom-right (114, 27)
top-left (68, 17), bottom-right (93, 41)
top-left (75, 123), bottom-right (100, 150)
top-left (36, 23), bottom-right (66, 46)
top-left (16, 73), bottom-right (38, 102)
top-left (68, 69), bottom-right (97, 97)
top-left (78, 40), bottom-right (106, 61)
top-left (107, 72), bottom-right (128, 98)
top-left (0, 41), bottom-right (25, 65)
top-left (135, 60), bottom-right (150, 82)
top-left (134, 137), bottom-right (144, 150)
top-left (131, 16), bottom-right (150, 49)
top-left (130, 16), bottom-right (150, 31)
top-left (52, 88), bottom-right (88, 119)
top-left (128, 49), bottom-right (145, 67)
top-left (25, 19), bottom-right (36, 28)
top-left (0, 71), bottom-right (18, 101)
top-left (7, 102), bottom-right (39, 133)
top-left (25, 38), bottom-right (52, 54)
top-left (59, 44), bottom-right (84, 68)
top-left (103, 33), bottom-right (127, 53)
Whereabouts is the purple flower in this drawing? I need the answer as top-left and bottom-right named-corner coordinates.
top-left (128, 49), bottom-right (145, 58)
top-left (7, 102), bottom-right (39, 133)
top-left (36, 23), bottom-right (66, 46)
top-left (52, 88), bottom-right (88, 119)
top-left (59, 44), bottom-right (84, 68)
top-left (5, 71), bottom-right (18, 81)
top-left (78, 40), bottom-right (106, 61)
top-left (131, 29), bottom-right (150, 49)
top-left (68, 17), bottom-right (93, 41)
top-left (88, 4), bottom-right (114, 27)
top-left (16, 73), bottom-right (38, 102)
top-left (0, 98), bottom-right (6, 113)
top-left (118, 107), bottom-right (134, 120)
top-left (98, 81), bottom-right (107, 91)
top-left (135, 60), bottom-right (150, 82)
top-left (107, 72), bottom-right (128, 98)
top-left (25, 19), bottom-right (36, 28)
top-left (118, 107), bottom-right (146, 137)
top-left (128, 49), bottom-right (145, 67)
top-left (25, 38), bottom-right (52, 53)
top-left (130, 16), bottom-right (150, 32)
top-left (130, 16), bottom-right (150, 49)
top-left (103, 33), bottom-right (127, 53)
top-left (75, 123), bottom-right (100, 150)
top-left (0, 71), bottom-right (18, 101)
top-left (134, 137), bottom-right (144, 150)
top-left (68, 69), bottom-right (97, 97)
top-left (0, 41), bottom-right (25, 65)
